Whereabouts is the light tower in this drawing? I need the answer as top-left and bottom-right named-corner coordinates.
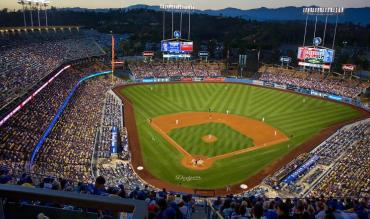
top-left (299, 7), bottom-right (345, 72)
top-left (18, 0), bottom-right (51, 28)
top-left (25, 0), bottom-right (34, 27)
top-left (36, 0), bottom-right (41, 27)
top-left (17, 0), bottom-right (27, 27)
top-left (41, 0), bottom-right (51, 26)
top-left (302, 7), bottom-right (344, 48)
top-left (159, 4), bottom-right (195, 40)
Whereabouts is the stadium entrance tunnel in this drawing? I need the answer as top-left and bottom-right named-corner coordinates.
top-left (149, 112), bottom-right (289, 170)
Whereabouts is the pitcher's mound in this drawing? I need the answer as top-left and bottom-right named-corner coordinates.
top-left (202, 134), bottom-right (218, 143)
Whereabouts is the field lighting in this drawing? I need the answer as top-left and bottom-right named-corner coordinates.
top-left (17, 0), bottom-right (51, 27)
top-left (303, 7), bottom-right (344, 15)
top-left (300, 7), bottom-right (345, 72)
top-left (160, 4), bottom-right (195, 11)
top-left (160, 4), bottom-right (195, 40)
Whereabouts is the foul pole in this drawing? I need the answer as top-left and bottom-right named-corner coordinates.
top-left (111, 34), bottom-right (115, 84)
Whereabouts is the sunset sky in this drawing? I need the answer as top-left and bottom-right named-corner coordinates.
top-left (1, 0), bottom-right (370, 10)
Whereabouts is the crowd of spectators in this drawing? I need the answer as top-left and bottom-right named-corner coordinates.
top-left (258, 66), bottom-right (369, 98)
top-left (97, 162), bottom-right (146, 191)
top-left (2, 163), bottom-right (369, 219)
top-left (1, 31), bottom-right (369, 218)
top-left (0, 168), bottom-right (197, 219)
top-left (94, 91), bottom-right (145, 191)
top-left (263, 119), bottom-right (370, 198)
top-left (211, 194), bottom-right (369, 219)
top-left (308, 123), bottom-right (370, 198)
top-left (31, 74), bottom-right (114, 183)
top-left (0, 63), bottom-right (100, 178)
top-left (0, 36), bottom-right (105, 108)
top-left (96, 91), bottom-right (129, 159)
top-left (129, 61), bottom-right (224, 78)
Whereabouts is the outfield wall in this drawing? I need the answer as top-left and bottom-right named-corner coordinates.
top-left (132, 77), bottom-right (369, 111)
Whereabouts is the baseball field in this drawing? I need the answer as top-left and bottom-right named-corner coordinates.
top-left (116, 82), bottom-right (362, 193)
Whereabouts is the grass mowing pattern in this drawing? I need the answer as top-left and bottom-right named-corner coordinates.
top-left (120, 83), bottom-right (360, 189)
top-left (168, 123), bottom-right (254, 157)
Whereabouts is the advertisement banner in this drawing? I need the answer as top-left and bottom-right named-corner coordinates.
top-left (204, 77), bottom-right (225, 82)
top-left (287, 84), bottom-right (297, 91)
top-left (298, 62), bottom-right (331, 69)
top-left (310, 90), bottom-right (328, 97)
top-left (193, 77), bottom-right (203, 82)
top-left (280, 56), bottom-right (291, 63)
top-left (264, 82), bottom-right (274, 87)
top-left (180, 42), bottom-right (193, 52)
top-left (198, 51), bottom-right (209, 57)
top-left (181, 77), bottom-right (193, 81)
top-left (153, 78), bottom-right (170, 82)
top-left (143, 51), bottom-right (154, 57)
top-left (252, 80), bottom-right (264, 86)
top-left (297, 47), bottom-right (334, 64)
top-left (142, 78), bottom-right (155, 83)
top-left (163, 54), bottom-right (191, 58)
top-left (274, 83), bottom-right (287, 89)
top-left (328, 95), bottom-right (343, 101)
top-left (170, 76), bottom-right (182, 81)
top-left (161, 41), bottom-right (193, 53)
top-left (111, 127), bottom-right (118, 155)
top-left (342, 64), bottom-right (356, 71)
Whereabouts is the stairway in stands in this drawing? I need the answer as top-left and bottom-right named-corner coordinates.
top-left (192, 205), bottom-right (208, 219)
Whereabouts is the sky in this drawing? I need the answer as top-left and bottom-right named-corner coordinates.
top-left (1, 0), bottom-right (370, 10)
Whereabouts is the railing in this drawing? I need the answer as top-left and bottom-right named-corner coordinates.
top-left (205, 199), bottom-right (224, 219)
top-left (0, 184), bottom-right (147, 219)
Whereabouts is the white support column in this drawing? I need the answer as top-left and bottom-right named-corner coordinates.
top-left (188, 10), bottom-right (191, 40)
top-left (37, 4), bottom-right (41, 27)
top-left (45, 5), bottom-right (48, 26)
top-left (30, 4), bottom-right (34, 27)
top-left (171, 9), bottom-right (174, 38)
top-left (313, 15), bottom-right (318, 39)
top-left (303, 14), bottom-right (308, 46)
top-left (322, 15), bottom-right (328, 46)
top-left (180, 12), bottom-right (182, 35)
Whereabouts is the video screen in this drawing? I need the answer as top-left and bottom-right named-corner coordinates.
top-left (297, 47), bottom-right (334, 64)
top-left (161, 41), bottom-right (193, 53)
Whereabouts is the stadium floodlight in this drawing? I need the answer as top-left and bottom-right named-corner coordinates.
top-left (160, 4), bottom-right (195, 12)
top-left (160, 4), bottom-right (195, 40)
top-left (301, 7), bottom-right (344, 72)
top-left (18, 0), bottom-right (51, 28)
top-left (17, 0), bottom-right (28, 27)
top-left (303, 7), bottom-right (344, 15)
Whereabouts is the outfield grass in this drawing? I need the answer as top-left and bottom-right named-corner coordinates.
top-left (120, 83), bottom-right (360, 189)
top-left (168, 123), bottom-right (254, 157)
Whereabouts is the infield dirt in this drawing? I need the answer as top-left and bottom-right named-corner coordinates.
top-left (150, 112), bottom-right (289, 170)
top-left (113, 82), bottom-right (369, 196)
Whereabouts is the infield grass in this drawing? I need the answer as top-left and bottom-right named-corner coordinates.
top-left (120, 83), bottom-right (361, 189)
top-left (168, 122), bottom-right (254, 157)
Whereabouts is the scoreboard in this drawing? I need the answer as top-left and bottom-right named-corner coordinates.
top-left (297, 46), bottom-right (334, 69)
top-left (161, 41), bottom-right (193, 53)
top-left (297, 47), bottom-right (334, 64)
